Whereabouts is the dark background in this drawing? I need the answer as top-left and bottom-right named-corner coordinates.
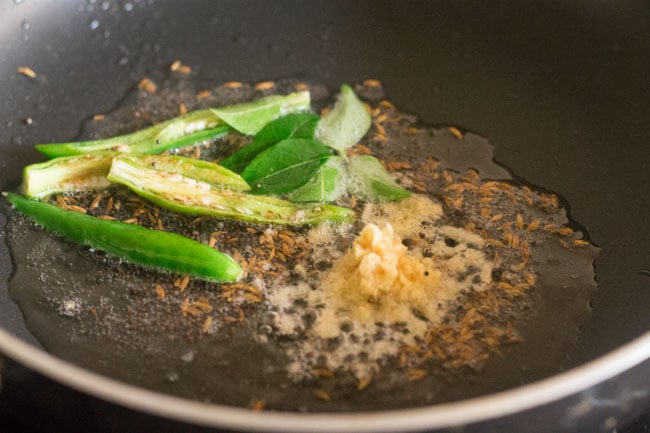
top-left (1, 0), bottom-right (649, 432)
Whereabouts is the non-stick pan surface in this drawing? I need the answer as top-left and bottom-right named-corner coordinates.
top-left (1, 1), bottom-right (649, 432)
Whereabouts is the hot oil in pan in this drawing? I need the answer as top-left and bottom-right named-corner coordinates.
top-left (4, 76), bottom-right (599, 411)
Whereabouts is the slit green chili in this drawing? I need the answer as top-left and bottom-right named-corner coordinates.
top-left (108, 155), bottom-right (355, 225)
top-left (22, 152), bottom-right (115, 199)
top-left (3, 192), bottom-right (243, 283)
top-left (34, 91), bottom-right (311, 159)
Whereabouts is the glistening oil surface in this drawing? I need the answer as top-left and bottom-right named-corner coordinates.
top-left (4, 76), bottom-right (599, 411)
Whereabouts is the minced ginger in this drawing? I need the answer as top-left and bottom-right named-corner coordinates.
top-left (326, 222), bottom-right (442, 322)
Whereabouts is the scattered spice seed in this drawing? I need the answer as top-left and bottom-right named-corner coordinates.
top-left (357, 376), bottom-right (372, 391)
top-left (448, 126), bottom-right (463, 139)
top-left (254, 81), bottom-right (275, 90)
top-left (527, 219), bottom-right (540, 232)
top-left (223, 81), bottom-right (243, 89)
top-left (196, 90), bottom-right (211, 100)
top-left (516, 213), bottom-right (524, 229)
top-left (170, 60), bottom-right (182, 71)
top-left (294, 82), bottom-right (308, 91)
top-left (372, 133), bottom-right (388, 143)
top-left (354, 144), bottom-right (373, 155)
top-left (573, 239), bottom-right (590, 247)
top-left (557, 227), bottom-right (574, 236)
top-left (314, 368), bottom-right (334, 378)
top-left (202, 316), bottom-right (213, 333)
top-left (193, 300), bottom-right (213, 312)
top-left (375, 122), bottom-right (387, 137)
top-left (67, 205), bottom-right (87, 214)
top-left (179, 103), bottom-right (188, 115)
top-left (313, 389), bottom-right (331, 401)
top-left (178, 275), bottom-right (191, 292)
top-left (490, 214), bottom-right (504, 222)
top-left (524, 272), bottom-right (536, 286)
top-left (185, 306), bottom-right (203, 317)
top-left (379, 100), bottom-right (395, 110)
top-left (363, 79), bottom-right (381, 87)
top-left (386, 161), bottom-right (412, 172)
top-left (178, 65), bottom-right (192, 74)
top-left (251, 400), bottom-right (265, 412)
top-left (155, 284), bottom-right (165, 298)
top-left (138, 78), bottom-right (157, 94)
top-left (92, 114), bottom-right (105, 121)
top-left (17, 66), bottom-right (37, 78)
top-left (88, 194), bottom-right (103, 210)
top-left (408, 369), bottom-right (428, 382)
top-left (180, 297), bottom-right (190, 315)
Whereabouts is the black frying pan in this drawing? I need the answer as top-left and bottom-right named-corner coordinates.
top-left (1, 1), bottom-right (650, 432)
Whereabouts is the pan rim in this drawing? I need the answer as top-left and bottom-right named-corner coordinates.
top-left (0, 327), bottom-right (649, 432)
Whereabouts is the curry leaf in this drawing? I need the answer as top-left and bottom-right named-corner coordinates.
top-left (347, 155), bottom-right (411, 202)
top-left (241, 138), bottom-right (332, 194)
top-left (315, 84), bottom-right (371, 155)
top-left (221, 113), bottom-right (319, 173)
top-left (210, 91), bottom-right (310, 135)
top-left (287, 156), bottom-right (347, 203)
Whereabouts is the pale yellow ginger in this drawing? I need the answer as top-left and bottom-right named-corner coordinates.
top-left (353, 223), bottom-right (426, 300)
top-left (326, 223), bottom-right (442, 322)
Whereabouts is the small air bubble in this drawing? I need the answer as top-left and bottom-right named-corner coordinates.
top-left (165, 372), bottom-right (179, 382)
top-left (123, 2), bottom-right (134, 11)
top-left (13, 0), bottom-right (25, 5)
top-left (21, 20), bottom-right (31, 30)
top-left (258, 324), bottom-right (273, 335)
top-left (59, 299), bottom-right (81, 317)
top-left (181, 351), bottom-right (195, 363)
top-left (89, 19), bottom-right (100, 30)
top-left (263, 311), bottom-right (279, 324)
top-left (117, 56), bottom-right (129, 66)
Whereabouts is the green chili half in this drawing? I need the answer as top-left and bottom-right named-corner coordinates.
top-left (3, 192), bottom-right (243, 283)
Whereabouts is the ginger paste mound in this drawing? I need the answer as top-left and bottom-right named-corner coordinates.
top-left (326, 222), bottom-right (442, 323)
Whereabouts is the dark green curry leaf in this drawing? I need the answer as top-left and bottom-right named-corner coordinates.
top-left (221, 113), bottom-right (319, 173)
top-left (347, 155), bottom-right (411, 202)
top-left (287, 156), bottom-right (346, 203)
top-left (316, 84), bottom-right (371, 155)
top-left (241, 138), bottom-right (332, 195)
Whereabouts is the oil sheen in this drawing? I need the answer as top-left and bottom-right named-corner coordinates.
top-left (4, 76), bottom-right (599, 411)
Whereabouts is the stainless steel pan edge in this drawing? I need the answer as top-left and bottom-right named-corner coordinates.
top-left (1, 326), bottom-right (650, 433)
